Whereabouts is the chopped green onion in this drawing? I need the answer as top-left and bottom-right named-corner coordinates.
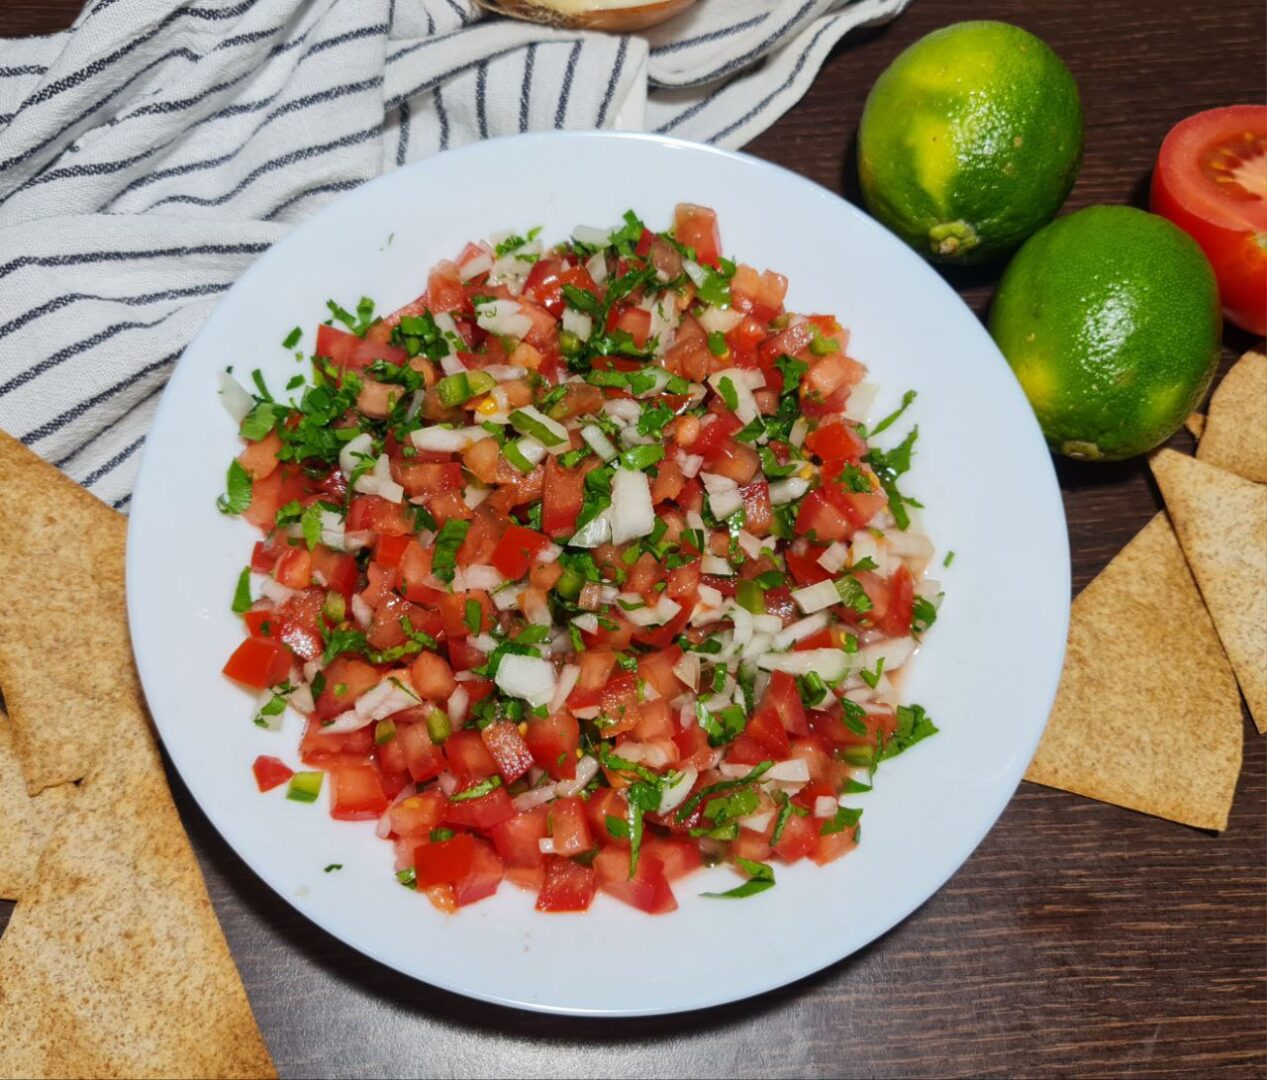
top-left (426, 707), bottom-right (451, 744)
top-left (286, 772), bottom-right (323, 803)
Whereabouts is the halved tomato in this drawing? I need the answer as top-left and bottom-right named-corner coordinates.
top-left (1151, 106), bottom-right (1267, 334)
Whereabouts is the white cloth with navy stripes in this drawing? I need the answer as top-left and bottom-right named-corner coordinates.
top-left (0, 0), bottom-right (908, 509)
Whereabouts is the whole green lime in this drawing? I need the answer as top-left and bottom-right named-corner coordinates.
top-left (858, 21), bottom-right (1083, 264)
top-left (990, 206), bottom-right (1222, 461)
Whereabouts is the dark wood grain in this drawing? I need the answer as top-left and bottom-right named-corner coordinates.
top-left (2, 2), bottom-right (1264, 1076)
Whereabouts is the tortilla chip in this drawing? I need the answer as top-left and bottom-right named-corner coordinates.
top-left (0, 711), bottom-right (76, 900)
top-left (1196, 346), bottom-right (1267, 482)
top-left (0, 432), bottom-right (275, 1079)
top-left (1185, 412), bottom-right (1205, 439)
top-left (1026, 514), bottom-right (1243, 830)
top-left (0, 433), bottom-right (132, 796)
top-left (1151, 448), bottom-right (1267, 733)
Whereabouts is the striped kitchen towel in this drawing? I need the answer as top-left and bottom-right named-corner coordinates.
top-left (0, 0), bottom-right (909, 509)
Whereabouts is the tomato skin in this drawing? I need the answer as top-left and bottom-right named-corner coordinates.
top-left (222, 637), bottom-right (291, 689)
top-left (397, 721), bottom-right (446, 782)
top-left (1150, 106), bottom-right (1267, 335)
top-left (490, 805), bottom-right (549, 868)
top-left (594, 848), bottom-right (677, 914)
top-left (542, 455), bottom-right (586, 539)
top-left (329, 764), bottom-right (389, 821)
top-left (251, 755), bottom-right (293, 792)
top-left (490, 524), bottom-right (551, 580)
top-left (442, 785), bottom-right (515, 832)
top-left (414, 833), bottom-right (476, 888)
top-left (878, 563), bottom-right (916, 637)
top-left (443, 729), bottom-right (498, 780)
top-left (674, 203), bottom-right (722, 267)
top-left (300, 719), bottom-right (373, 769)
top-left (523, 711), bottom-right (580, 780)
top-left (536, 856), bottom-right (597, 912)
top-left (549, 796), bottom-right (594, 857)
top-left (480, 721), bottom-right (536, 784)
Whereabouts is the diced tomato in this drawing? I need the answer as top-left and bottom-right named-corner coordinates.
top-left (674, 203), bottom-right (722, 267)
top-left (347, 494), bottom-right (414, 537)
top-left (542, 454), bottom-right (585, 539)
top-left (567, 650), bottom-right (618, 711)
top-left (480, 721), bottom-right (536, 784)
top-left (524, 711), bottom-right (580, 780)
top-left (310, 545), bottom-right (359, 595)
top-left (771, 810), bottom-right (818, 863)
top-left (549, 796), bottom-right (593, 857)
top-left (443, 729), bottom-right (498, 780)
top-left (594, 848), bottom-right (677, 914)
top-left (490, 524), bottom-right (551, 580)
top-left (251, 755), bottom-right (293, 792)
top-left (299, 718), bottom-right (373, 769)
top-left (314, 657), bottom-right (381, 721)
top-left (442, 784), bottom-right (514, 832)
top-left (410, 651), bottom-right (456, 702)
top-left (878, 563), bottom-right (916, 637)
top-left (438, 590), bottom-right (492, 639)
top-left (805, 421), bottom-right (867, 464)
top-left (746, 705), bottom-right (792, 759)
top-left (427, 260), bottom-right (467, 314)
top-left (785, 543), bottom-right (832, 586)
top-left (490, 804), bottom-right (549, 868)
top-left (740, 480), bottom-right (772, 536)
top-left (637, 646), bottom-right (685, 702)
top-left (222, 637), bottom-right (291, 689)
top-left (795, 488), bottom-right (855, 543)
top-left (389, 789), bottom-right (446, 835)
top-left (536, 856), bottom-right (597, 912)
top-left (329, 764), bottom-right (389, 821)
top-left (315, 324), bottom-right (408, 375)
top-left (673, 723), bottom-right (714, 772)
top-left (415, 833), bottom-right (476, 887)
top-left (813, 823), bottom-right (858, 866)
top-left (692, 410), bottom-right (742, 458)
top-left (398, 721), bottom-right (446, 782)
top-left (612, 306), bottom-right (652, 347)
top-left (641, 836), bottom-right (703, 882)
top-left (762, 671), bottom-right (808, 736)
top-left (237, 430), bottom-right (281, 480)
top-left (374, 533), bottom-right (411, 569)
top-left (586, 788), bottom-right (629, 847)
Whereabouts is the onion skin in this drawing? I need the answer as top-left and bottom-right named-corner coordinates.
top-left (476, 0), bottom-right (696, 32)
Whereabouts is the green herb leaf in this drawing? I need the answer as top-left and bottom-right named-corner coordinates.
top-left (432, 519), bottom-right (472, 584)
top-left (282, 327), bottom-right (303, 349)
top-left (701, 857), bottom-right (775, 899)
top-left (449, 776), bottom-right (503, 802)
top-left (216, 460), bottom-right (253, 515)
top-left (820, 804), bottom-right (863, 836)
top-left (231, 567), bottom-right (253, 614)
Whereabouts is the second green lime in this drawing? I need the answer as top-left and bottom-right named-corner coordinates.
top-left (858, 21), bottom-right (1083, 265)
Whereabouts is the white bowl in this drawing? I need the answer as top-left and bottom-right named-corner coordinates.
top-left (127, 131), bottom-right (1069, 1017)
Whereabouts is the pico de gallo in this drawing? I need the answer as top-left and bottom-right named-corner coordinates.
top-left (217, 204), bottom-right (942, 915)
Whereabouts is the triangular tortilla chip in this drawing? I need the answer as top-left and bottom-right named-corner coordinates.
top-left (1026, 514), bottom-right (1243, 829)
top-left (0, 432), bottom-right (274, 1080)
top-left (0, 434), bottom-right (132, 796)
top-left (1152, 448), bottom-right (1267, 733)
top-left (1196, 346), bottom-right (1267, 483)
top-left (0, 711), bottom-right (76, 900)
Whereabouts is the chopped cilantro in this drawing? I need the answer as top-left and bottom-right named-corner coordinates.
top-left (701, 857), bottom-right (775, 899)
top-left (231, 566), bottom-right (253, 614)
top-left (216, 460), bottom-right (253, 515)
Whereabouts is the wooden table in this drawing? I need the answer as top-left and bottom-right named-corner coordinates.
top-left (2, 2), bottom-right (1264, 1075)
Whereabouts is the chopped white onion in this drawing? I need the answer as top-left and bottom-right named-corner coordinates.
top-left (769, 476), bottom-right (810, 506)
top-left (511, 785), bottom-right (557, 813)
top-left (771, 612), bottom-right (828, 652)
top-left (571, 613), bottom-right (600, 634)
top-left (740, 369), bottom-right (766, 390)
top-left (475, 298), bottom-right (533, 339)
top-left (696, 583), bottom-right (724, 610)
top-left (354, 453), bottom-right (404, 503)
top-left (354, 678), bottom-right (419, 724)
top-left (700, 554), bottom-right (734, 576)
top-left (342, 530), bottom-right (373, 553)
top-left (857, 635), bottom-right (916, 673)
top-left (814, 795), bottom-right (840, 818)
top-left (511, 405), bottom-right (570, 453)
top-left (790, 417), bottom-right (809, 448)
top-left (459, 249), bottom-right (494, 281)
top-left (792, 579), bottom-right (843, 615)
top-left (440, 353), bottom-right (466, 376)
top-left (708, 368), bottom-right (759, 424)
top-left (494, 653), bottom-right (557, 707)
top-left (679, 453), bottom-right (704, 479)
top-left (339, 431), bottom-right (374, 478)
top-left (259, 578), bottom-right (298, 606)
top-left (698, 306), bottom-right (745, 334)
top-left (609, 469), bottom-right (655, 544)
top-left (818, 542), bottom-right (851, 574)
top-left (524, 589), bottom-right (552, 627)
top-left (562, 307), bottom-right (593, 342)
top-left (585, 251), bottom-right (608, 284)
top-left (736, 530), bottom-right (763, 559)
top-left (657, 766), bottom-right (699, 814)
top-left (624, 596), bottom-right (681, 627)
top-left (742, 631), bottom-right (773, 661)
top-left (758, 648), bottom-right (852, 681)
top-left (287, 682), bottom-right (315, 715)
top-left (682, 259), bottom-right (709, 288)
top-left (884, 528), bottom-right (935, 561)
top-left (410, 425), bottom-right (486, 453)
top-left (766, 758), bottom-right (812, 783)
top-left (217, 371), bottom-right (254, 423)
top-left (581, 424), bottom-right (618, 462)
top-left (603, 397), bottom-right (642, 426)
top-left (672, 652), bottom-right (700, 691)
top-left (554, 754), bottom-right (600, 797)
top-left (447, 684), bottom-right (470, 726)
top-left (569, 509), bottom-right (612, 549)
top-left (350, 593), bottom-right (373, 629)
top-left (550, 664), bottom-right (581, 713)
top-left (752, 614), bottom-right (783, 636)
top-left (843, 382), bottom-right (879, 423)
top-left (708, 487), bottom-right (744, 520)
top-left (730, 604), bottom-right (754, 647)
top-left (492, 585), bottom-right (524, 612)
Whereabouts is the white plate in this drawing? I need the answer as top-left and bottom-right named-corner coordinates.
top-left (127, 132), bottom-right (1069, 1017)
